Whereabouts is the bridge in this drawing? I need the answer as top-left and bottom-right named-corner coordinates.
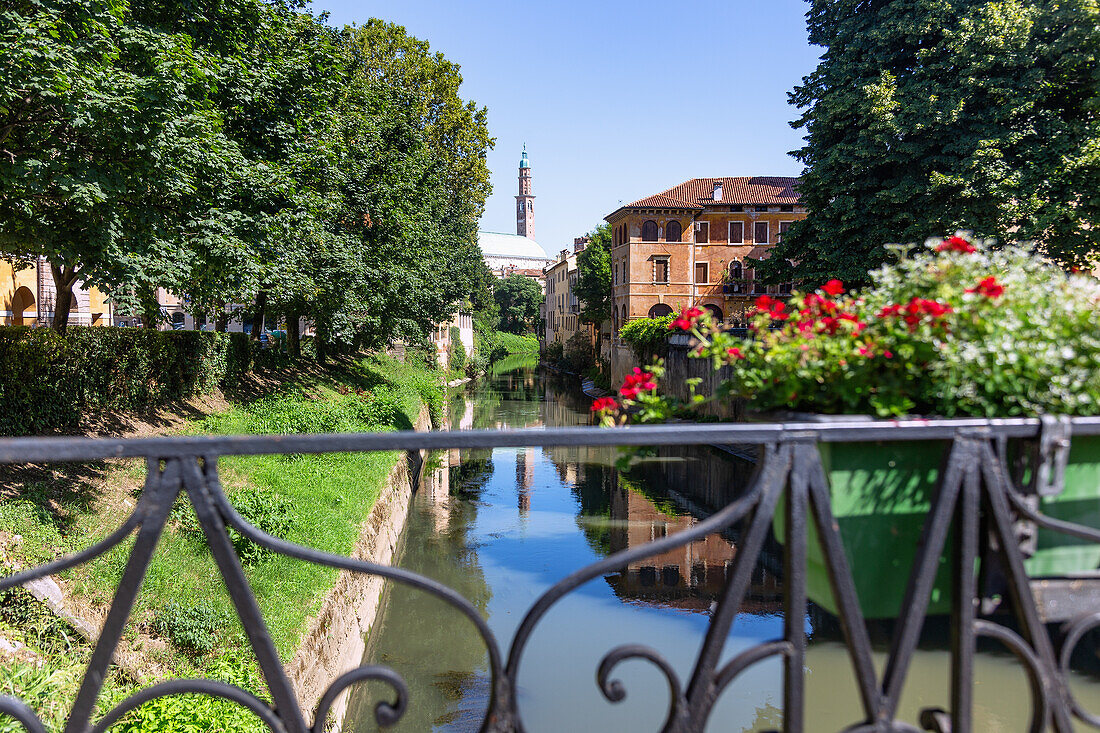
top-left (1, 417), bottom-right (1099, 732)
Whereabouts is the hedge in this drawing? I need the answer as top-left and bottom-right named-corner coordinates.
top-left (0, 326), bottom-right (261, 435)
top-left (618, 315), bottom-right (673, 364)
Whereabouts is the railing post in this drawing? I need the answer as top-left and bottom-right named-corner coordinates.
top-left (64, 458), bottom-right (180, 733)
top-left (950, 455), bottom-right (981, 733)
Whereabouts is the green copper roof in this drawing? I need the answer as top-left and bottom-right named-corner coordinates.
top-left (520, 145), bottom-right (529, 169)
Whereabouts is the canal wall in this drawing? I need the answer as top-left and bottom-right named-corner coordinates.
top-left (664, 334), bottom-right (745, 420)
top-left (285, 405), bottom-right (431, 732)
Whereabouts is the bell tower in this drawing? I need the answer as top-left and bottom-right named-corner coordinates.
top-left (516, 145), bottom-right (534, 239)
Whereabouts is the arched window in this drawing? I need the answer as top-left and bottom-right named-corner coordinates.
top-left (621, 304), bottom-right (628, 322)
top-left (641, 220), bottom-right (658, 242)
top-left (728, 261), bottom-right (744, 294)
top-left (11, 286), bottom-right (34, 326)
top-left (666, 221), bottom-right (682, 242)
top-left (705, 304), bottom-right (724, 322)
top-left (172, 312), bottom-right (186, 330)
top-left (648, 303), bottom-right (673, 318)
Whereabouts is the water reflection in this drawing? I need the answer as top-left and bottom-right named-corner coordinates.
top-left (348, 362), bottom-right (1100, 732)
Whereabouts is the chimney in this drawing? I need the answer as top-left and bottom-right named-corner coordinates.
top-left (713, 181), bottom-right (723, 202)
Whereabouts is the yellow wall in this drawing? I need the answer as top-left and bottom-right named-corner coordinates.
top-left (0, 260), bottom-right (112, 326)
top-left (0, 261), bottom-right (40, 325)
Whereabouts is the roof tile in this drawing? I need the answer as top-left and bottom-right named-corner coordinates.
top-left (617, 177), bottom-right (801, 212)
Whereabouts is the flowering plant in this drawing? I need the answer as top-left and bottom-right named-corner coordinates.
top-left (594, 235), bottom-right (1100, 421)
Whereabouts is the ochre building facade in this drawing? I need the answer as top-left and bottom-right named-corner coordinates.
top-left (605, 177), bottom-right (806, 381)
top-left (0, 258), bottom-right (112, 327)
top-left (542, 237), bottom-right (591, 348)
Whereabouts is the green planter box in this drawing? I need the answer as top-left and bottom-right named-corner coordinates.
top-left (774, 435), bottom-right (1100, 619)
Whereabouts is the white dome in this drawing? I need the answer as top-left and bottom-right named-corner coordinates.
top-left (478, 231), bottom-right (550, 261)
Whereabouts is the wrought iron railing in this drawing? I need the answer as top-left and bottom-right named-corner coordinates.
top-left (2, 418), bottom-right (1100, 732)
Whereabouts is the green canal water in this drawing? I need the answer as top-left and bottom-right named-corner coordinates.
top-left (346, 357), bottom-right (1100, 731)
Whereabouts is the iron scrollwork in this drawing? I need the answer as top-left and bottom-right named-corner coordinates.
top-left (0, 418), bottom-right (1098, 732)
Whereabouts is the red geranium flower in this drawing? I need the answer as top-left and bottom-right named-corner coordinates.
top-left (878, 297), bottom-right (952, 330)
top-left (966, 276), bottom-right (1005, 298)
top-left (838, 313), bottom-right (866, 332)
top-left (878, 304), bottom-right (902, 317)
top-left (936, 236), bottom-right (977, 254)
top-left (590, 397), bottom-right (617, 412)
top-left (619, 368), bottom-right (657, 399)
top-left (822, 279), bottom-right (844, 296)
top-left (755, 294), bottom-right (787, 320)
top-left (727, 347), bottom-right (744, 360)
top-left (669, 306), bottom-right (705, 331)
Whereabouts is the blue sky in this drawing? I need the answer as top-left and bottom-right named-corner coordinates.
top-left (310, 0), bottom-right (822, 253)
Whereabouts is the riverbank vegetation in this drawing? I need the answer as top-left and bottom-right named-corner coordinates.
top-left (0, 351), bottom-right (444, 731)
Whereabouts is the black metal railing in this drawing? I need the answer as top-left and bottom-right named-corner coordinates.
top-left (2, 418), bottom-right (1100, 732)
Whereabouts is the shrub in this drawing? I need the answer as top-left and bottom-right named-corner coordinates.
top-left (618, 315), bottom-right (673, 364)
top-left (110, 650), bottom-right (266, 733)
top-left (152, 600), bottom-right (230, 655)
top-left (465, 349), bottom-right (489, 377)
top-left (227, 488), bottom-right (294, 565)
top-left (0, 327), bottom-right (264, 435)
top-left (172, 483), bottom-right (294, 566)
top-left (563, 331), bottom-right (596, 373)
top-left (543, 341), bottom-right (564, 363)
top-left (448, 325), bottom-right (467, 372)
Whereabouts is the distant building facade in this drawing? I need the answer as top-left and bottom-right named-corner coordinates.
top-left (0, 258), bottom-right (112, 327)
top-left (478, 147), bottom-right (553, 282)
top-left (542, 237), bottom-right (591, 347)
top-left (605, 176), bottom-right (806, 381)
top-left (480, 230), bottom-right (551, 281)
top-left (431, 311), bottom-right (475, 372)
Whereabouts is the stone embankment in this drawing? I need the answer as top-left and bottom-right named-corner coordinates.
top-left (286, 405), bottom-right (431, 732)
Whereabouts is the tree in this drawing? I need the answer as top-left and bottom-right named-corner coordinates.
top-left (352, 19), bottom-right (493, 226)
top-left (0, 0), bottom-right (247, 332)
top-left (1, 4), bottom-right (494, 345)
top-left (494, 274), bottom-right (543, 334)
top-left (574, 222), bottom-right (611, 352)
top-left (574, 223), bottom-right (611, 318)
top-left (759, 0), bottom-right (1100, 286)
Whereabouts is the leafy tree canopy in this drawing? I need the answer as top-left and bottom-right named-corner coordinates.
top-left (0, 2), bottom-right (494, 349)
top-left (494, 274), bottom-right (543, 335)
top-left (760, 0), bottom-right (1100, 286)
top-left (574, 223), bottom-right (612, 328)
top-left (0, 0), bottom-right (252, 330)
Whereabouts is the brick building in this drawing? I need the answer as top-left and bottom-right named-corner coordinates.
top-left (605, 176), bottom-right (806, 380)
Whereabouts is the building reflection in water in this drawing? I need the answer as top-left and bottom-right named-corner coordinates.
top-left (350, 361), bottom-right (1100, 732)
top-left (515, 448), bottom-right (534, 514)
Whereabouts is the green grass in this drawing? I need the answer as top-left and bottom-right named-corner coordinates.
top-left (496, 332), bottom-right (538, 354)
top-left (0, 351), bottom-right (446, 731)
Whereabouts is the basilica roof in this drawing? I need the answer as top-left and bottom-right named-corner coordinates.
top-left (478, 231), bottom-right (550, 261)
